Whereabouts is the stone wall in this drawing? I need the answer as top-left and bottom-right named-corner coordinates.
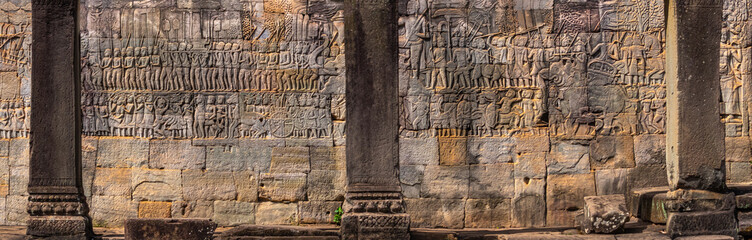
top-left (0, 0), bottom-right (750, 229)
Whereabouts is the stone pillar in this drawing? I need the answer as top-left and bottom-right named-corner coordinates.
top-left (664, 0), bottom-right (736, 237)
top-left (27, 0), bottom-right (91, 238)
top-left (341, 0), bottom-right (410, 238)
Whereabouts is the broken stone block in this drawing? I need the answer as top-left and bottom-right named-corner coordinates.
top-left (664, 189), bottom-right (735, 212)
top-left (666, 209), bottom-right (738, 238)
top-left (579, 195), bottom-right (629, 234)
top-left (124, 218), bottom-right (217, 240)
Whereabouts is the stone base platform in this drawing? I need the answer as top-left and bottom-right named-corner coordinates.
top-left (0, 222), bottom-right (678, 240)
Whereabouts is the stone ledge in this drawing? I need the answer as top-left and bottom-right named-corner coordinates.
top-left (124, 218), bottom-right (217, 240)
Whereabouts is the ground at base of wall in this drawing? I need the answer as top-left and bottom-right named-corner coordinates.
top-left (0, 222), bottom-right (675, 240)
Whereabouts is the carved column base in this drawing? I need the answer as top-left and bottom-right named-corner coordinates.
top-left (27, 216), bottom-right (88, 238)
top-left (341, 213), bottom-right (410, 240)
top-left (341, 190), bottom-right (410, 240)
top-left (664, 189), bottom-right (738, 238)
top-left (27, 193), bottom-right (91, 238)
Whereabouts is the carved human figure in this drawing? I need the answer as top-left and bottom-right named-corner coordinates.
top-left (137, 47), bottom-right (150, 90)
top-left (112, 48), bottom-right (123, 90)
top-left (123, 47), bottom-right (136, 90)
top-left (101, 49), bottom-right (113, 89)
top-left (498, 89), bottom-right (521, 131)
top-left (430, 35), bottom-right (448, 89)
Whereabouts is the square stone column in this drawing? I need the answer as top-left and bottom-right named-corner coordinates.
top-left (341, 0), bottom-right (410, 238)
top-left (664, 0), bottom-right (736, 237)
top-left (27, 0), bottom-right (91, 238)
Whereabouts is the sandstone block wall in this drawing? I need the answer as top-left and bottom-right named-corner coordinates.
top-left (0, 0), bottom-right (749, 229)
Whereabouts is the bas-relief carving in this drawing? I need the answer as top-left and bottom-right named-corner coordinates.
top-left (0, 0), bottom-right (737, 144)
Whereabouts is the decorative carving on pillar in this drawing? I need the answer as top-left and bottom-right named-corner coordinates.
top-left (342, 0), bottom-right (410, 237)
top-left (28, 0), bottom-right (91, 237)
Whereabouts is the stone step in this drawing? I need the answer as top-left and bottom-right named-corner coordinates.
top-left (626, 187), bottom-right (669, 224)
top-left (214, 224), bottom-right (340, 240)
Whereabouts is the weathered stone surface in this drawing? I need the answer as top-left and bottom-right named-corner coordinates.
top-left (205, 139), bottom-right (283, 172)
top-left (665, 0), bottom-right (725, 192)
top-left (399, 137), bottom-right (439, 166)
top-left (726, 161), bottom-right (752, 183)
top-left (512, 194), bottom-right (546, 228)
top-left (93, 167), bottom-right (131, 196)
top-left (0, 140), bottom-right (9, 158)
top-left (725, 137), bottom-right (751, 162)
top-left (664, 190), bottom-right (735, 212)
top-left (421, 165), bottom-right (469, 199)
top-left (8, 166), bottom-right (25, 196)
top-left (590, 136), bottom-right (635, 170)
top-left (310, 146), bottom-right (346, 171)
top-left (465, 198), bottom-right (511, 228)
top-left (405, 198), bottom-right (464, 229)
top-left (515, 152), bottom-right (546, 179)
top-left (547, 142), bottom-right (590, 175)
top-left (469, 164), bottom-right (514, 199)
top-left (633, 134), bottom-right (666, 166)
top-left (270, 147), bottom-right (310, 173)
top-left (8, 138), bottom-right (27, 167)
top-left (216, 225), bottom-right (340, 238)
top-left (547, 174), bottom-right (596, 226)
top-left (580, 195), bottom-right (629, 234)
top-left (467, 137), bottom-right (516, 164)
top-left (255, 202), bottom-right (298, 225)
top-left (172, 201), bottom-right (214, 219)
top-left (307, 170), bottom-right (345, 201)
top-left (666, 209), bottom-right (738, 238)
top-left (149, 140), bottom-right (206, 169)
top-left (138, 201), bottom-right (172, 218)
top-left (124, 218), bottom-right (217, 240)
top-left (90, 196), bottom-right (137, 227)
top-left (626, 187), bottom-right (670, 224)
top-left (259, 172), bottom-right (307, 202)
top-left (513, 178), bottom-right (546, 227)
top-left (131, 168), bottom-right (181, 201)
top-left (182, 169), bottom-right (237, 201)
top-left (399, 165), bottom-right (424, 186)
top-left (627, 165), bottom-right (669, 190)
top-left (516, 135), bottom-right (550, 153)
top-left (739, 211), bottom-right (752, 236)
top-left (97, 138), bottom-right (149, 168)
top-left (596, 168), bottom-right (629, 195)
top-left (438, 137), bottom-right (469, 166)
top-left (233, 171), bottom-right (258, 202)
top-left (213, 201), bottom-right (255, 226)
top-left (5, 195), bottom-right (26, 225)
top-left (298, 201), bottom-right (342, 224)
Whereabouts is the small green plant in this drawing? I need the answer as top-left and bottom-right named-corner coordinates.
top-left (333, 207), bottom-right (344, 225)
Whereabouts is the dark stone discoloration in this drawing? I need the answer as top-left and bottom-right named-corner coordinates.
top-left (27, 0), bottom-right (91, 237)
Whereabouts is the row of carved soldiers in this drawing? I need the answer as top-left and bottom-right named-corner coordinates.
top-left (81, 92), bottom-right (333, 139)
